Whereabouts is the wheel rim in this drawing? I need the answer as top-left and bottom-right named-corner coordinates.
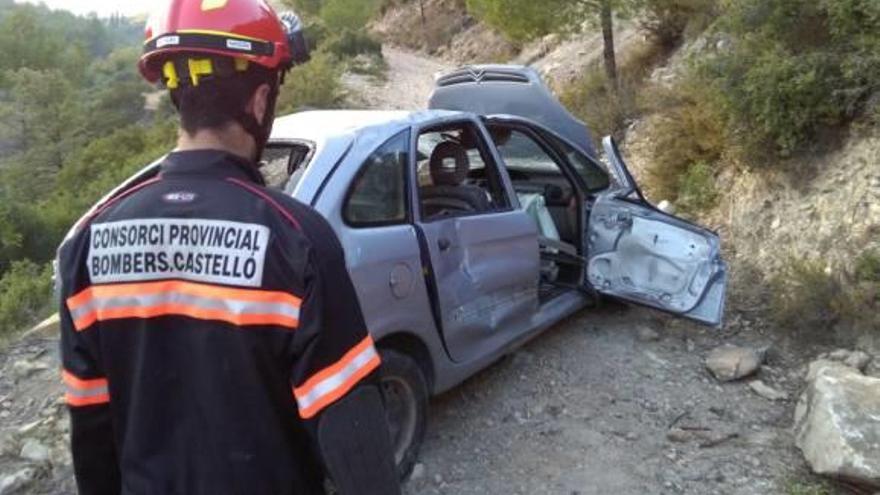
top-left (381, 375), bottom-right (418, 466)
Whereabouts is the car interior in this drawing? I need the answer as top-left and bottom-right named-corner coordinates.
top-left (416, 123), bottom-right (508, 220)
top-left (486, 124), bottom-right (587, 299)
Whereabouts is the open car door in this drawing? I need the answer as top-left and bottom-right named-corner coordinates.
top-left (587, 137), bottom-right (727, 326)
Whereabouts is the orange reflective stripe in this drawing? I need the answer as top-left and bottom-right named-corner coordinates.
top-left (65, 392), bottom-right (111, 407)
top-left (62, 369), bottom-right (110, 407)
top-left (72, 304), bottom-right (299, 331)
top-left (67, 280), bottom-right (301, 311)
top-left (293, 336), bottom-right (381, 419)
top-left (62, 370), bottom-right (108, 390)
top-left (66, 280), bottom-right (302, 331)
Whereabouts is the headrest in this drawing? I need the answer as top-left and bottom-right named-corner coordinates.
top-left (429, 141), bottom-right (470, 186)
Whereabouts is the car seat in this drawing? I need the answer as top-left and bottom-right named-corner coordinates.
top-left (421, 141), bottom-right (491, 217)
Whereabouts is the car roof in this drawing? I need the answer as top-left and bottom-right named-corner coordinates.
top-left (271, 109), bottom-right (464, 143)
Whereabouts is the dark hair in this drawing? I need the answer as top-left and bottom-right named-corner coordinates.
top-left (171, 61), bottom-right (276, 136)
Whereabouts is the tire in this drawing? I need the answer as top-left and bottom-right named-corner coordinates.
top-left (378, 349), bottom-right (428, 480)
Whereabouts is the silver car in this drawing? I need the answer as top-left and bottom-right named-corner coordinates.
top-left (71, 66), bottom-right (727, 477)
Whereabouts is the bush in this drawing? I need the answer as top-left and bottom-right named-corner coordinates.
top-left (676, 161), bottom-right (718, 213)
top-left (639, 0), bottom-right (718, 46)
top-left (277, 50), bottom-right (344, 113)
top-left (561, 39), bottom-right (669, 144)
top-left (640, 79), bottom-right (726, 205)
top-left (854, 249), bottom-right (880, 283)
top-left (769, 258), bottom-right (843, 333)
top-left (0, 260), bottom-right (53, 337)
top-left (319, 0), bottom-right (384, 32)
top-left (323, 29), bottom-right (383, 59)
top-left (699, 0), bottom-right (880, 156)
top-left (769, 252), bottom-right (880, 335)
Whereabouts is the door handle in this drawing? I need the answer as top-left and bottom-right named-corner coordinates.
top-left (438, 238), bottom-right (451, 252)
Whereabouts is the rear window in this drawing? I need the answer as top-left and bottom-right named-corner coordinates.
top-left (260, 142), bottom-right (314, 192)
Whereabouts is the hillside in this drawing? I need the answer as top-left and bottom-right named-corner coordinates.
top-left (0, 0), bottom-right (877, 493)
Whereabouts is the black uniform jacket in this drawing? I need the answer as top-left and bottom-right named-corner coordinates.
top-left (57, 150), bottom-right (381, 495)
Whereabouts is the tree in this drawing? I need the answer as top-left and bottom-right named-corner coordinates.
top-left (0, 68), bottom-right (80, 169)
top-left (0, 7), bottom-right (65, 84)
top-left (466, 0), bottom-right (634, 90)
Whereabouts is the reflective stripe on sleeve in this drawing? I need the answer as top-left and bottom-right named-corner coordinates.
top-left (66, 280), bottom-right (301, 331)
top-left (62, 370), bottom-right (110, 407)
top-left (293, 335), bottom-right (381, 419)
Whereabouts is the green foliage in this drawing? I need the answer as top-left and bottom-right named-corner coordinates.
top-left (466, 0), bottom-right (562, 42)
top-left (855, 250), bottom-right (880, 284)
top-left (277, 50), bottom-right (344, 113)
top-left (699, 0), bottom-right (880, 156)
top-left (561, 38), bottom-right (669, 143)
top-left (770, 258), bottom-right (843, 332)
top-left (783, 479), bottom-right (832, 495)
top-left (322, 29), bottom-right (383, 59)
top-left (637, 0), bottom-right (717, 45)
top-left (0, 68), bottom-right (80, 168)
top-left (640, 79), bottom-right (726, 205)
top-left (676, 161), bottom-right (718, 213)
top-left (0, 260), bottom-right (53, 337)
top-left (319, 0), bottom-right (384, 32)
top-left (770, 252), bottom-right (880, 335)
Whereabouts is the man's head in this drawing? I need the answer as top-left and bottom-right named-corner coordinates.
top-left (138, 0), bottom-right (309, 161)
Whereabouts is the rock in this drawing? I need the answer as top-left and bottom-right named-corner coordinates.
top-left (748, 380), bottom-right (788, 401)
top-left (795, 360), bottom-right (880, 487)
top-left (11, 359), bottom-right (50, 379)
top-left (410, 463), bottom-right (426, 482)
top-left (820, 349), bottom-right (873, 372)
top-left (705, 345), bottom-right (763, 382)
top-left (844, 351), bottom-right (872, 372)
top-left (657, 200), bottom-right (676, 214)
top-left (636, 326), bottom-right (661, 342)
top-left (19, 439), bottom-right (50, 463)
top-left (667, 429), bottom-right (691, 443)
top-left (0, 468), bottom-right (37, 495)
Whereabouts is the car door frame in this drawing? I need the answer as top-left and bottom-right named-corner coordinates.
top-left (408, 114), bottom-right (543, 364)
top-left (484, 116), bottom-right (727, 326)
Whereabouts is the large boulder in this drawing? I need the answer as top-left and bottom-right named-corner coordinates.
top-left (794, 359), bottom-right (880, 487)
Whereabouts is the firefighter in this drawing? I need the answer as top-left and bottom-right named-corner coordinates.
top-left (57, 1), bottom-right (401, 493)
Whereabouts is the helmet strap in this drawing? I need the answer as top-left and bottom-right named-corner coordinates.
top-left (236, 78), bottom-right (279, 163)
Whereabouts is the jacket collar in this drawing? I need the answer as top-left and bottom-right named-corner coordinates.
top-left (160, 149), bottom-right (266, 186)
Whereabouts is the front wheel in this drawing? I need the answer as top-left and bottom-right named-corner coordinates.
top-left (378, 349), bottom-right (428, 480)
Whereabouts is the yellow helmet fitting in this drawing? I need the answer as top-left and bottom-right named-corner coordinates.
top-left (162, 61), bottom-right (180, 90)
top-left (187, 58), bottom-right (214, 86)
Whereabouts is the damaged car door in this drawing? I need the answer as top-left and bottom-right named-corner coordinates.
top-left (587, 137), bottom-right (727, 326)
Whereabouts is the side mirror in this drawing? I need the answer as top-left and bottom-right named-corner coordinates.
top-left (280, 12), bottom-right (311, 66)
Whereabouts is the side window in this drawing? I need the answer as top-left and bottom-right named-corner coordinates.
top-left (344, 130), bottom-right (410, 227)
top-left (543, 132), bottom-right (610, 192)
top-left (261, 143), bottom-right (313, 191)
top-left (417, 122), bottom-right (510, 220)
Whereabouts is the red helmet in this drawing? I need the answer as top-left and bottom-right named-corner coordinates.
top-left (139, 0), bottom-right (304, 84)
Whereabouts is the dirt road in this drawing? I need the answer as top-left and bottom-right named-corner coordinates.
top-left (343, 46), bottom-right (450, 110)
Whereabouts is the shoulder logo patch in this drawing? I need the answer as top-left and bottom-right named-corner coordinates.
top-left (163, 191), bottom-right (198, 204)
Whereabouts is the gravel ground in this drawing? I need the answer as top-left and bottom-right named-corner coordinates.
top-left (402, 303), bottom-right (816, 495)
